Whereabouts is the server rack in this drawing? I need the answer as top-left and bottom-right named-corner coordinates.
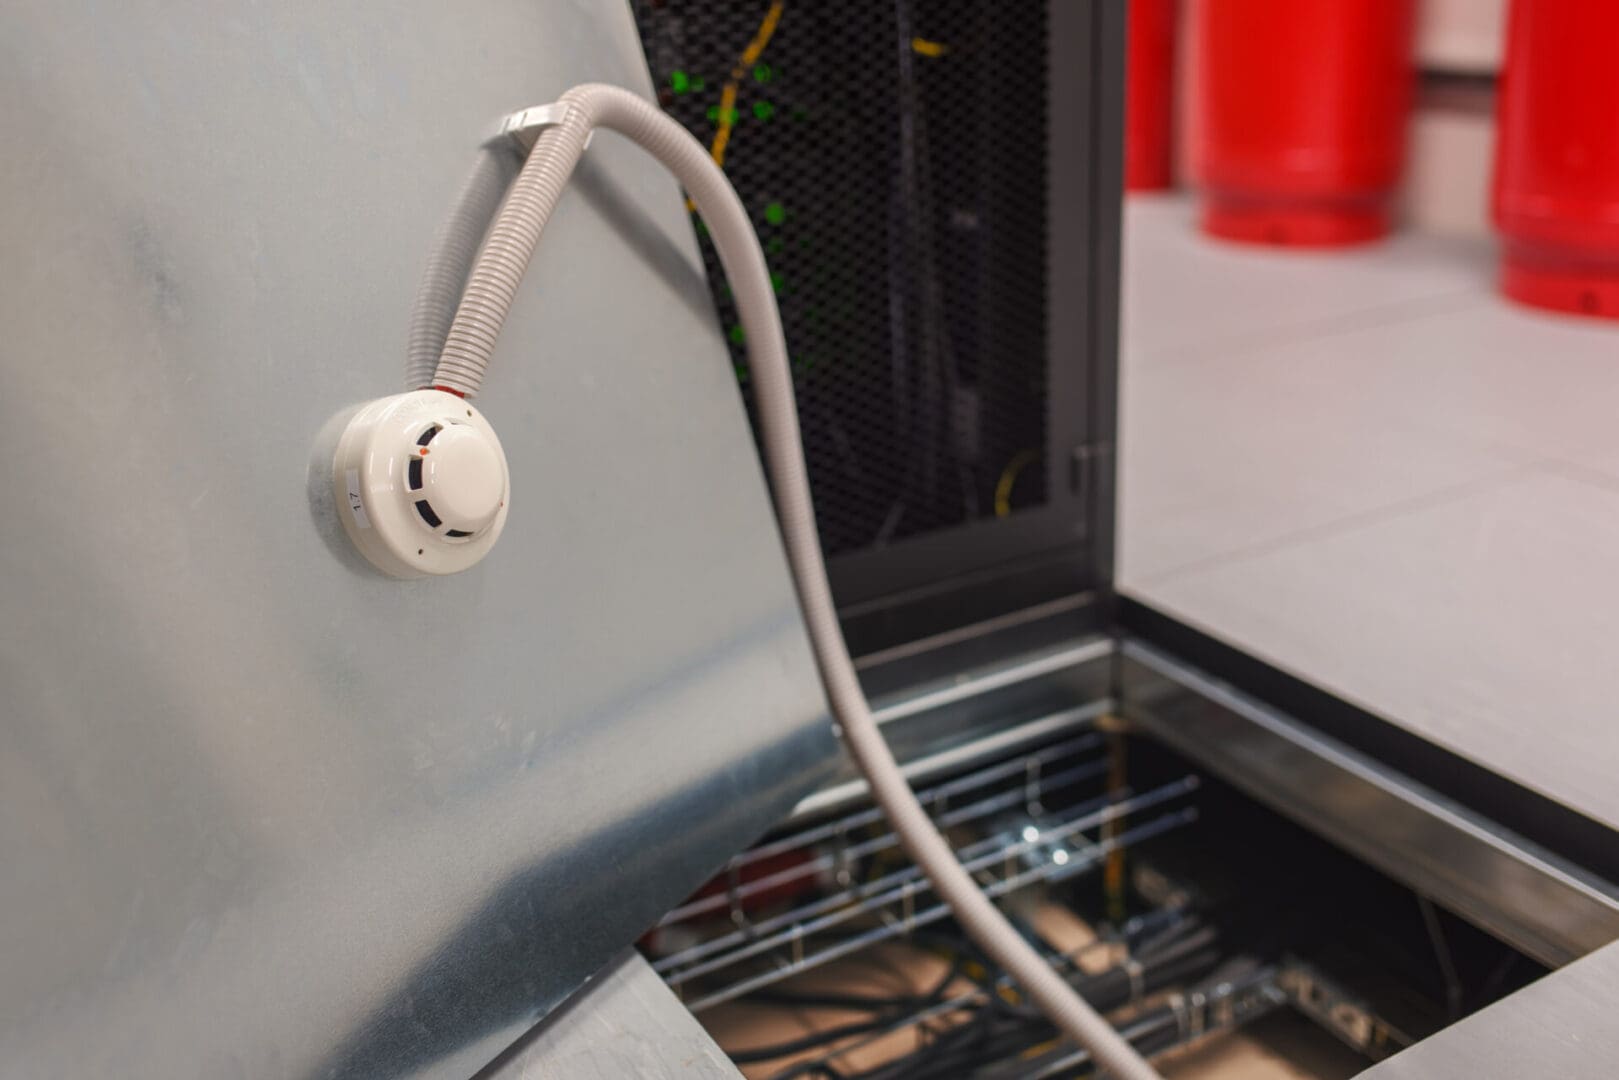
top-left (633, 1), bottom-right (1123, 656)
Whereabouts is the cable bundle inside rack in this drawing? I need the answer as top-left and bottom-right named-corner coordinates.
top-left (640, 728), bottom-right (1216, 1076)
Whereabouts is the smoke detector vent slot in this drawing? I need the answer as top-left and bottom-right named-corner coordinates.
top-left (408, 458), bottom-right (424, 490)
top-left (415, 500), bottom-right (443, 528)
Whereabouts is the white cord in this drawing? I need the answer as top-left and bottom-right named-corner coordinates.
top-left (431, 83), bottom-right (1163, 1080)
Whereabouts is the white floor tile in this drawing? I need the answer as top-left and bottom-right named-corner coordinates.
top-left (1284, 302), bottom-right (1619, 459)
top-left (1552, 444), bottom-right (1619, 488)
top-left (1121, 197), bottom-right (1619, 833)
top-left (1127, 467), bottom-right (1619, 832)
top-left (1119, 326), bottom-right (1533, 583)
top-left (1122, 195), bottom-right (1492, 366)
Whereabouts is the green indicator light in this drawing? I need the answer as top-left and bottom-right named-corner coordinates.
top-left (753, 63), bottom-right (774, 83)
top-left (726, 106), bottom-right (739, 125)
top-left (734, 362), bottom-right (749, 384)
top-left (669, 70), bottom-right (690, 94)
top-left (753, 100), bottom-right (775, 122)
top-left (728, 324), bottom-right (746, 345)
top-left (764, 201), bottom-right (787, 226)
top-left (694, 219), bottom-right (709, 237)
top-left (766, 237), bottom-right (785, 254)
top-left (705, 105), bottom-right (718, 123)
top-left (770, 271), bottom-right (786, 294)
top-left (692, 76), bottom-right (706, 91)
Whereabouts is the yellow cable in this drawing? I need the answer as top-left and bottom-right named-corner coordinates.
top-left (710, 0), bottom-right (785, 169)
top-left (1103, 732), bottom-right (1128, 924)
top-left (993, 449), bottom-right (1039, 518)
top-left (1020, 1037), bottom-right (1060, 1060)
top-left (711, 82), bottom-right (741, 165)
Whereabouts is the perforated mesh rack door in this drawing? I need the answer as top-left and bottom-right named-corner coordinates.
top-left (634, 1), bottom-right (1051, 559)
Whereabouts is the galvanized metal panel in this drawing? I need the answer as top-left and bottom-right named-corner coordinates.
top-left (0, 2), bottom-right (836, 1077)
top-left (1119, 639), bottom-right (1619, 968)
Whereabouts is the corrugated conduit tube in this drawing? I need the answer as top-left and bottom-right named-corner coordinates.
top-left (405, 144), bottom-right (520, 391)
top-left (427, 82), bottom-right (1163, 1080)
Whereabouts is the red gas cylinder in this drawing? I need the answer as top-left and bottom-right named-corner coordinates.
top-left (1188, 0), bottom-right (1417, 246)
top-left (1493, 0), bottom-right (1619, 319)
top-left (1125, 0), bottom-right (1177, 191)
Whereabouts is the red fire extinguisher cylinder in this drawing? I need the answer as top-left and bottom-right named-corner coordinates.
top-left (1126, 0), bottom-right (1177, 192)
top-left (1189, 0), bottom-right (1417, 247)
top-left (1493, 0), bottom-right (1619, 320)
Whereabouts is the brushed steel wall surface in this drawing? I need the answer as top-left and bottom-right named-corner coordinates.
top-left (0, 2), bottom-right (836, 1077)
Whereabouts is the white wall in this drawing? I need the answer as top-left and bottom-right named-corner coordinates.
top-left (1403, 0), bottom-right (1506, 237)
top-left (1416, 0), bottom-right (1506, 71)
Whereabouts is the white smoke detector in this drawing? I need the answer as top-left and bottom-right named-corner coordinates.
top-left (332, 389), bottom-right (510, 577)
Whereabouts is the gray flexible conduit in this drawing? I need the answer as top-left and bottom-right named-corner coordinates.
top-left (428, 82), bottom-right (1163, 1080)
top-left (405, 144), bottom-right (520, 391)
